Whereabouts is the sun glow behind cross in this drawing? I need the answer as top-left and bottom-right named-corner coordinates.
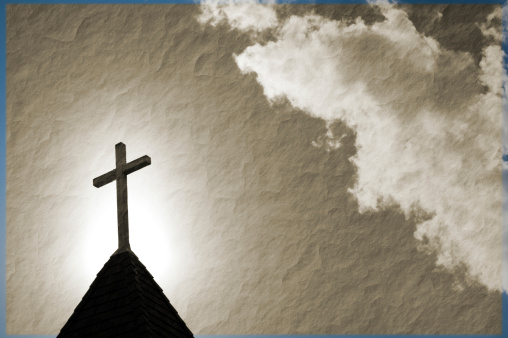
top-left (80, 158), bottom-right (182, 288)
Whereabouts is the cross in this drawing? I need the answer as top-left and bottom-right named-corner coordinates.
top-left (93, 143), bottom-right (151, 254)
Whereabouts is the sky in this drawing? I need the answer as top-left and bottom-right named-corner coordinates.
top-left (2, 0), bottom-right (507, 337)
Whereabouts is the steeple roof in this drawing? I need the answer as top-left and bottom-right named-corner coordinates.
top-left (58, 250), bottom-right (194, 338)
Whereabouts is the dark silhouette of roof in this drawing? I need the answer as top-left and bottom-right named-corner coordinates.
top-left (57, 250), bottom-right (194, 338)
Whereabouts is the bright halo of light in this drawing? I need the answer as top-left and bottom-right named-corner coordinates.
top-left (80, 172), bottom-right (182, 288)
top-left (81, 183), bottom-right (117, 280)
top-left (129, 188), bottom-right (175, 282)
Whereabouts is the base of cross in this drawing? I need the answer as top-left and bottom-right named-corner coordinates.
top-left (112, 244), bottom-right (132, 256)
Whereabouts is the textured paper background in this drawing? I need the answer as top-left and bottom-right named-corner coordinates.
top-left (6, 3), bottom-right (503, 335)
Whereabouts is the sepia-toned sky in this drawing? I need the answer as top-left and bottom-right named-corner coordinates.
top-left (6, 2), bottom-right (504, 335)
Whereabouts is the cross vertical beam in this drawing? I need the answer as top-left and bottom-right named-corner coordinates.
top-left (115, 143), bottom-right (129, 252)
top-left (93, 142), bottom-right (151, 254)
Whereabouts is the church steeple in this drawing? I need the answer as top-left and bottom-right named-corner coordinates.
top-left (58, 251), bottom-right (194, 337)
top-left (58, 143), bottom-right (193, 338)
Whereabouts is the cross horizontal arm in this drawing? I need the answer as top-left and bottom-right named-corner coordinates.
top-left (123, 155), bottom-right (151, 175)
top-left (93, 169), bottom-right (116, 188)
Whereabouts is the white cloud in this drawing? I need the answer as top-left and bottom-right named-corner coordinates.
top-left (479, 6), bottom-right (502, 42)
top-left (198, 0), bottom-right (278, 33)
top-left (503, 2), bottom-right (508, 44)
top-left (233, 5), bottom-right (503, 290)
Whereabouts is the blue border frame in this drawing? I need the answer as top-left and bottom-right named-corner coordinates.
top-left (0, 0), bottom-right (505, 337)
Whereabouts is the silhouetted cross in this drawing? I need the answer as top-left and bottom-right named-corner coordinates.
top-left (93, 143), bottom-right (151, 254)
